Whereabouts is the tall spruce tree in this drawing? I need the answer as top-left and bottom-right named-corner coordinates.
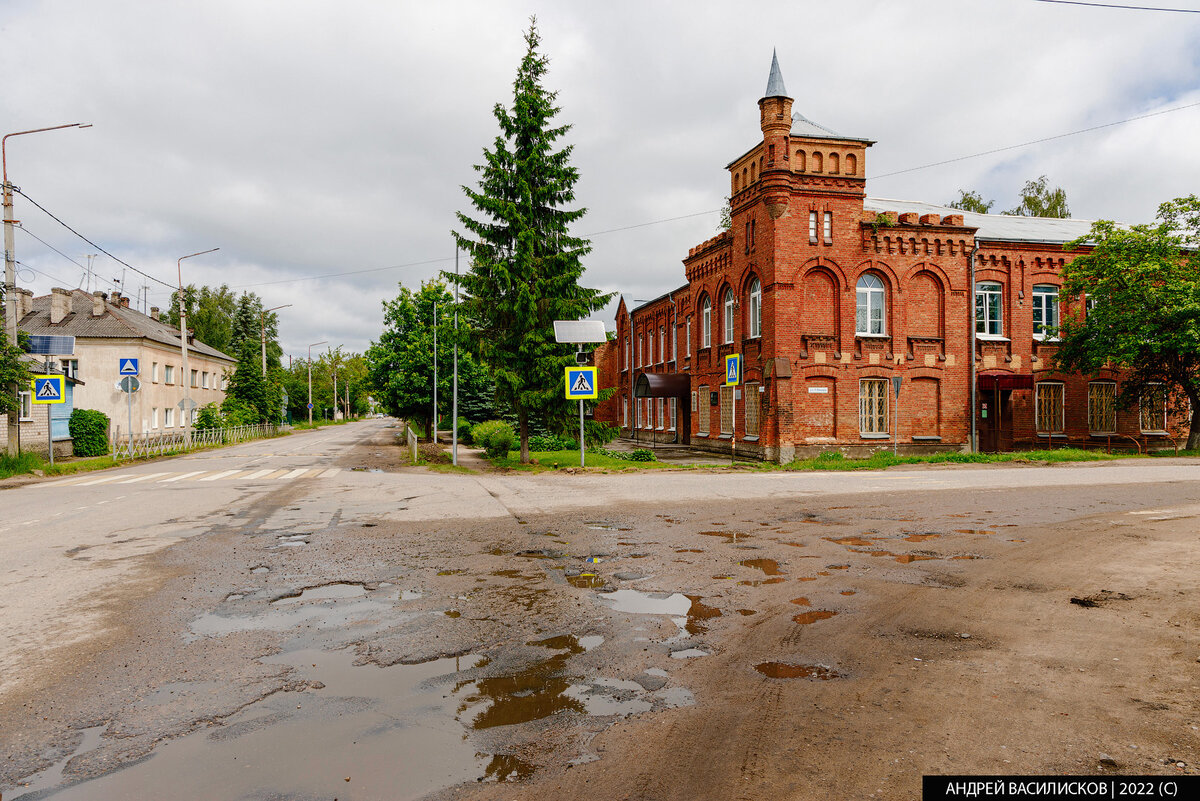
top-left (451, 19), bottom-right (612, 463)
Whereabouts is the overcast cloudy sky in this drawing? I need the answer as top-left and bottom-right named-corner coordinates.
top-left (4, 0), bottom-right (1198, 358)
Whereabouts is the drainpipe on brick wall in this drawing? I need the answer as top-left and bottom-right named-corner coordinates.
top-left (969, 240), bottom-right (979, 453)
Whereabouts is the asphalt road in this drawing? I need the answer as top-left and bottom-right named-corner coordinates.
top-left (2, 420), bottom-right (1198, 799)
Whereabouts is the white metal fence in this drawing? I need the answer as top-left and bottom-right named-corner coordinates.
top-left (112, 424), bottom-right (280, 460)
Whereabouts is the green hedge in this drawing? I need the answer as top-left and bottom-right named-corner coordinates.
top-left (68, 408), bottom-right (109, 457)
top-left (528, 433), bottom-right (577, 451)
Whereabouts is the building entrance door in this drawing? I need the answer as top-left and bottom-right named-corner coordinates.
top-left (979, 388), bottom-right (1014, 452)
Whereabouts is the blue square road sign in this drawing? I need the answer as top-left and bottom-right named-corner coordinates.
top-left (119, 358), bottom-right (139, 376)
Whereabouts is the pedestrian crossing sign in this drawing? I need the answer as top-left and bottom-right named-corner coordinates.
top-left (565, 367), bottom-right (598, 400)
top-left (31, 375), bottom-right (65, 404)
top-left (725, 353), bottom-right (741, 386)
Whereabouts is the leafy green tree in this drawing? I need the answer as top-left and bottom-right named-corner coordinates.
top-left (223, 339), bottom-right (277, 423)
top-left (1056, 195), bottom-right (1200, 448)
top-left (947, 189), bottom-right (994, 214)
top-left (451, 20), bottom-right (613, 462)
top-left (230, 292), bottom-right (282, 370)
top-left (1005, 175), bottom-right (1070, 218)
top-left (166, 284), bottom-right (237, 353)
top-left (0, 325), bottom-right (29, 419)
top-left (367, 280), bottom-right (493, 438)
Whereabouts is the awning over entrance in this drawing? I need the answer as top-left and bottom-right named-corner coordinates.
top-left (633, 372), bottom-right (690, 399)
top-left (978, 372), bottom-right (1033, 391)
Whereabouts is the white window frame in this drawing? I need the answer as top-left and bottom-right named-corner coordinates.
top-left (151, 407), bottom-right (158, 429)
top-left (975, 281), bottom-right (1003, 337)
top-left (669, 397), bottom-right (677, 431)
top-left (701, 298), bottom-right (712, 348)
top-left (1032, 284), bottom-right (1059, 340)
top-left (809, 210), bottom-right (818, 244)
top-left (659, 327), bottom-right (665, 365)
top-left (190, 369), bottom-right (198, 388)
top-left (201, 371), bottom-right (209, 389)
top-left (636, 334), bottom-right (642, 367)
top-left (62, 359), bottom-right (79, 380)
top-left (152, 362), bottom-right (159, 383)
top-left (165, 407), bottom-right (174, 428)
top-left (164, 365), bottom-right (174, 385)
top-left (624, 337), bottom-right (630, 371)
top-left (685, 317), bottom-right (692, 357)
top-left (748, 278), bottom-right (762, 338)
top-left (671, 323), bottom-right (677, 363)
top-left (18, 390), bottom-right (33, 421)
top-left (823, 211), bottom-right (833, 245)
top-left (723, 289), bottom-right (735, 344)
top-left (656, 397), bottom-right (664, 430)
top-left (856, 274), bottom-right (886, 335)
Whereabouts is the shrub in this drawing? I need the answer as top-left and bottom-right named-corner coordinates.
top-left (471, 419), bottom-right (516, 459)
top-left (68, 408), bottom-right (109, 457)
top-left (529, 433), bottom-right (577, 451)
top-left (194, 403), bottom-right (224, 432)
top-left (595, 447), bottom-right (657, 463)
top-left (221, 397), bottom-right (258, 427)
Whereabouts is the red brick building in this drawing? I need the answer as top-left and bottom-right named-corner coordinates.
top-left (595, 54), bottom-right (1183, 461)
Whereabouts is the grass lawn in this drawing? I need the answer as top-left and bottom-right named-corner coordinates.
top-left (490, 449), bottom-right (677, 471)
top-left (783, 448), bottom-right (1126, 471)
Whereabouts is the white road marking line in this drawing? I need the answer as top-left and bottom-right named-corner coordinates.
top-left (116, 472), bottom-right (171, 484)
top-left (241, 469), bottom-right (275, 480)
top-left (74, 475), bottom-right (128, 486)
top-left (319, 468), bottom-right (341, 477)
top-left (279, 468), bottom-right (310, 481)
top-left (158, 471), bottom-right (206, 483)
top-left (199, 470), bottom-right (243, 482)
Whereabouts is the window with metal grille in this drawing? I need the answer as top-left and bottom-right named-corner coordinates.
top-left (1088, 382), bottom-right (1116, 432)
top-left (697, 386), bottom-right (709, 434)
top-left (1036, 382), bottom-right (1064, 432)
top-left (1140, 384), bottom-right (1166, 432)
top-left (745, 382), bottom-right (760, 437)
top-left (859, 379), bottom-right (888, 435)
top-left (720, 386), bottom-right (733, 434)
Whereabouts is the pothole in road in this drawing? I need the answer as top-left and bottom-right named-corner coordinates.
top-left (188, 585), bottom-right (418, 641)
top-left (793, 610), bottom-right (839, 625)
top-left (755, 662), bottom-right (844, 680)
top-left (271, 582), bottom-right (368, 605)
top-left (698, 530), bottom-right (751, 544)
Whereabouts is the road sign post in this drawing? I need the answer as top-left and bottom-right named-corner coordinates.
top-left (565, 366), bottom-right (598, 468)
top-left (725, 354), bottom-right (741, 465)
top-left (31, 375), bottom-right (65, 466)
top-left (117, 375), bottom-right (140, 458)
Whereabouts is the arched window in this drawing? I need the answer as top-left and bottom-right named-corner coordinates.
top-left (748, 277), bottom-right (762, 338)
top-left (701, 296), bottom-right (712, 348)
top-left (975, 281), bottom-right (1002, 336)
top-left (723, 289), bottom-right (735, 344)
top-left (856, 274), bottom-right (886, 335)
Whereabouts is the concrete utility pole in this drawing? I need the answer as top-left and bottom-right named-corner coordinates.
top-left (307, 340), bottom-right (327, 425)
top-left (261, 304), bottom-right (291, 375)
top-left (452, 245), bottom-right (459, 465)
top-left (177, 248), bottom-right (219, 448)
top-left (432, 301), bottom-right (438, 444)
top-left (3, 122), bottom-right (90, 455)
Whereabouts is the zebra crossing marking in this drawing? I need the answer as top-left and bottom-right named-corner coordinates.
top-left (45, 465), bottom-right (348, 487)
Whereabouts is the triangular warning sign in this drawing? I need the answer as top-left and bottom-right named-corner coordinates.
top-left (37, 380), bottom-right (60, 399)
top-left (571, 373), bottom-right (593, 393)
top-left (120, 359), bottom-right (137, 373)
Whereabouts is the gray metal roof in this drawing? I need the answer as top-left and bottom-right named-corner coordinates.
top-left (863, 197), bottom-right (1102, 245)
top-left (764, 50), bottom-right (788, 98)
top-left (18, 289), bottom-right (235, 362)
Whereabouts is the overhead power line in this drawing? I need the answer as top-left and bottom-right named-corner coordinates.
top-left (1034, 0), bottom-right (1200, 11)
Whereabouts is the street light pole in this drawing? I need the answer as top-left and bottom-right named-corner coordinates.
top-left (452, 245), bottom-right (459, 466)
top-left (432, 301), bottom-right (438, 444)
top-left (177, 248), bottom-right (219, 448)
top-left (3, 122), bottom-right (91, 455)
top-left (307, 340), bottom-right (327, 425)
top-left (260, 304), bottom-right (291, 375)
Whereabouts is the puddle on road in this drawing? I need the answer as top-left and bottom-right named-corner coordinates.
top-left (597, 589), bottom-right (691, 617)
top-left (840, 590), bottom-right (857, 596)
top-left (567, 573), bottom-right (606, 589)
top-left (824, 535), bottom-right (877, 547)
top-left (438, 569), bottom-right (468, 576)
top-left (698, 530), bottom-right (750, 544)
top-left (445, 610), bottom-right (462, 618)
top-left (737, 608), bottom-right (757, 616)
top-left (9, 724), bottom-right (107, 797)
top-left (792, 610), bottom-right (838, 625)
top-left (739, 577), bottom-right (787, 587)
top-left (738, 558), bottom-right (784, 575)
top-left (850, 548), bottom-right (939, 564)
top-left (954, 529), bottom-right (997, 536)
top-left (755, 662), bottom-right (844, 680)
top-left (670, 648), bottom-right (708, 659)
top-left (481, 753), bottom-right (536, 782)
top-left (249, 565), bottom-right (270, 575)
top-left (781, 541), bottom-right (806, 548)
top-left (790, 597), bottom-right (810, 607)
top-left (271, 582), bottom-right (367, 604)
top-left (19, 649), bottom-right (490, 801)
top-left (675, 548), bottom-right (704, 553)
top-left (904, 533), bottom-right (942, 543)
top-left (683, 595), bottom-right (721, 635)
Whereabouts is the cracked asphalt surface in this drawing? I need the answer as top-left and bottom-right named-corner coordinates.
top-left (1, 419), bottom-right (1198, 799)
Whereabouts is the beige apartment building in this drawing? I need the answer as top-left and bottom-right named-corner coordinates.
top-left (13, 287), bottom-right (235, 439)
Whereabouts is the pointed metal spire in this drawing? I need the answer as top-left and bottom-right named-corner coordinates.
top-left (763, 49), bottom-right (789, 98)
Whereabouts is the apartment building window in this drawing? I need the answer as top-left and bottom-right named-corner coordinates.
top-left (62, 359), bottom-right (79, 380)
top-left (18, 391), bottom-right (32, 421)
top-left (151, 362), bottom-right (159, 382)
top-left (748, 278), bottom-right (761, 338)
top-left (975, 282), bottom-right (1003, 336)
top-left (1140, 384), bottom-right (1167, 432)
top-left (1036, 382), bottom-right (1065, 433)
top-left (201, 371), bottom-right (209, 389)
top-left (1088, 382), bottom-right (1116, 433)
top-left (190, 369), bottom-right (198, 387)
top-left (151, 408), bottom-right (158, 429)
top-left (859, 378), bottom-right (888, 435)
top-left (1032, 284), bottom-right (1059, 339)
top-left (164, 365), bottom-right (174, 384)
top-left (165, 407), bottom-right (174, 428)
top-left (856, 274), bottom-right (886, 335)
top-left (697, 385), bottom-right (709, 435)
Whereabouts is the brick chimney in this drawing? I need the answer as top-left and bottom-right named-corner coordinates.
top-left (111, 291), bottom-right (123, 307)
top-left (50, 287), bottom-right (72, 325)
top-left (92, 291), bottom-right (106, 317)
top-left (17, 288), bottom-right (33, 319)
top-left (150, 306), bottom-right (160, 321)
